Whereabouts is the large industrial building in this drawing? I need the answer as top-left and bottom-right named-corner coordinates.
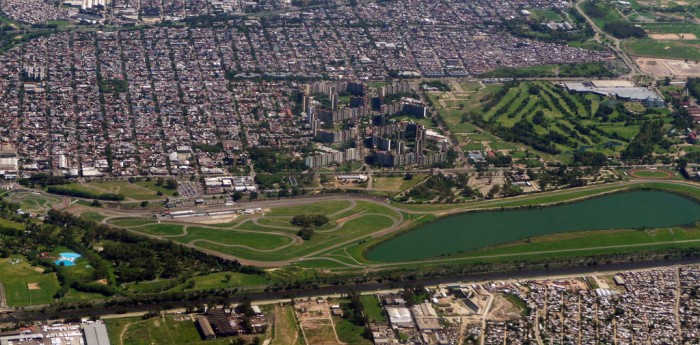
top-left (562, 80), bottom-right (665, 107)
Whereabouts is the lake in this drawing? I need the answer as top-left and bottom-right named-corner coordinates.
top-left (366, 190), bottom-right (700, 262)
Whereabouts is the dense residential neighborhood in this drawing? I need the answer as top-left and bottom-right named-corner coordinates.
top-left (0, 0), bottom-right (699, 343)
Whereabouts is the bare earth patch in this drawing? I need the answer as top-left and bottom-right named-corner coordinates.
top-left (33, 267), bottom-right (44, 273)
top-left (636, 57), bottom-right (700, 77)
top-left (95, 279), bottom-right (108, 285)
top-left (649, 33), bottom-right (697, 40)
top-left (27, 283), bottom-right (40, 290)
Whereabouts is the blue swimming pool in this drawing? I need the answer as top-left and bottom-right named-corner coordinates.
top-left (55, 252), bottom-right (81, 267)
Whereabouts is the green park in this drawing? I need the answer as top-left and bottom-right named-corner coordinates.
top-left (83, 180), bottom-right (700, 277)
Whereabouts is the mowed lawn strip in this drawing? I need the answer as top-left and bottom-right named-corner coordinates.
top-left (267, 200), bottom-right (352, 216)
top-left (130, 223), bottom-right (185, 237)
top-left (181, 227), bottom-right (294, 250)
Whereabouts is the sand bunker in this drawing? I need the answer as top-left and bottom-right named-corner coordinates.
top-left (27, 283), bottom-right (40, 290)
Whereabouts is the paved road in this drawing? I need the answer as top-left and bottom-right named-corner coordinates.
top-left (574, 0), bottom-right (641, 77)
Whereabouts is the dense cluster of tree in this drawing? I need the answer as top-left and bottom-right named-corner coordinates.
top-left (248, 147), bottom-right (305, 174)
top-left (603, 22), bottom-right (647, 39)
top-left (47, 186), bottom-right (125, 201)
top-left (499, 119), bottom-right (561, 154)
top-left (193, 142), bottom-right (225, 153)
top-left (18, 173), bottom-right (67, 188)
top-left (406, 173), bottom-right (477, 202)
top-left (688, 78), bottom-right (700, 100)
top-left (622, 120), bottom-right (665, 160)
top-left (290, 214), bottom-right (329, 228)
top-left (291, 214), bottom-right (328, 240)
top-left (154, 177), bottom-right (178, 190)
top-left (573, 151), bottom-right (608, 166)
top-left (583, 1), bottom-right (611, 19)
top-left (340, 290), bottom-right (372, 339)
top-left (532, 165), bottom-right (590, 189)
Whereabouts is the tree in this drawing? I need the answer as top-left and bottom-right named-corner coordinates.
top-left (249, 191), bottom-right (258, 201)
top-left (140, 201), bottom-right (149, 208)
top-left (165, 179), bottom-right (178, 190)
top-left (232, 191), bottom-right (243, 201)
top-left (298, 227), bottom-right (314, 240)
top-left (91, 200), bottom-right (102, 207)
top-left (225, 274), bottom-right (232, 283)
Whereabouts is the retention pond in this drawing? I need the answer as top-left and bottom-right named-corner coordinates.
top-left (366, 190), bottom-right (700, 262)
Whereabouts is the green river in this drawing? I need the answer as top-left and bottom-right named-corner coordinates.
top-left (366, 190), bottom-right (700, 262)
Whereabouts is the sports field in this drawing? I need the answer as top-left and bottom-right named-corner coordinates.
top-left (0, 256), bottom-right (59, 306)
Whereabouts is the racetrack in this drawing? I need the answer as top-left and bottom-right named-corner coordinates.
top-left (66, 179), bottom-right (700, 270)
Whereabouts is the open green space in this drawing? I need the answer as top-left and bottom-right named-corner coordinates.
top-left (132, 223), bottom-right (185, 236)
top-left (191, 214), bottom-right (396, 262)
top-left (464, 81), bottom-right (653, 159)
top-left (108, 218), bottom-right (156, 227)
top-left (92, 180), bottom-right (700, 275)
top-left (271, 305), bottom-right (304, 345)
top-left (126, 271), bottom-right (268, 293)
top-left (630, 169), bottom-right (674, 178)
top-left (5, 192), bottom-right (62, 214)
top-left (367, 190), bottom-right (700, 262)
top-left (0, 256), bottom-right (59, 306)
top-left (106, 315), bottom-right (240, 345)
top-left (267, 200), bottom-right (352, 216)
top-left (80, 212), bottom-right (107, 222)
top-left (624, 38), bottom-right (700, 60)
top-left (360, 295), bottom-right (386, 323)
top-left (334, 315), bottom-right (372, 345)
top-left (180, 227), bottom-right (294, 250)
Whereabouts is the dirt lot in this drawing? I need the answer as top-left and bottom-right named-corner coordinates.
top-left (649, 33), bottom-right (697, 40)
top-left (636, 57), bottom-right (700, 77)
top-left (488, 295), bottom-right (522, 321)
top-left (295, 300), bottom-right (341, 345)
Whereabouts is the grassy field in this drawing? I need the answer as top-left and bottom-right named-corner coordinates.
top-left (81, 211), bottom-right (107, 222)
top-left (529, 9), bottom-right (563, 21)
top-left (271, 305), bottom-right (305, 345)
top-left (0, 256), bottom-right (59, 306)
top-left (267, 200), bottom-right (352, 216)
top-left (126, 272), bottom-right (268, 293)
top-left (624, 38), bottom-right (700, 60)
top-left (372, 175), bottom-right (428, 192)
top-left (360, 295), bottom-right (386, 323)
top-left (333, 314), bottom-right (371, 345)
top-left (5, 192), bottom-right (62, 213)
top-left (106, 315), bottom-right (241, 345)
top-left (302, 323), bottom-right (338, 345)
